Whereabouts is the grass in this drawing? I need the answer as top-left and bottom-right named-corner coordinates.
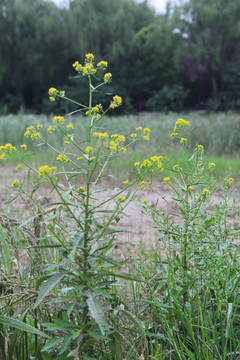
top-left (1, 112), bottom-right (240, 181)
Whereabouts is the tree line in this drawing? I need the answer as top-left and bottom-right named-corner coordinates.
top-left (0, 0), bottom-right (240, 114)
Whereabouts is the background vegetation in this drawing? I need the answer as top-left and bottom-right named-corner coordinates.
top-left (1, 0), bottom-right (240, 114)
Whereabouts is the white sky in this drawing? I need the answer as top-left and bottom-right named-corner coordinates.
top-left (52, 0), bottom-right (169, 14)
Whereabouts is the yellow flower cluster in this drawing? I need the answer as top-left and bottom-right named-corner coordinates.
top-left (195, 144), bottom-right (204, 153)
top-left (110, 95), bottom-right (122, 109)
top-left (140, 181), bottom-right (149, 189)
top-left (208, 162), bottom-right (216, 171)
top-left (109, 134), bottom-right (126, 152)
top-left (73, 53), bottom-right (98, 76)
top-left (97, 61), bottom-right (108, 68)
top-left (171, 118), bottom-right (191, 139)
top-left (142, 199), bottom-right (148, 205)
top-left (85, 146), bottom-right (94, 154)
top-left (57, 154), bottom-right (69, 163)
top-left (12, 180), bottom-right (20, 188)
top-left (66, 124), bottom-right (74, 130)
top-left (0, 143), bottom-right (17, 152)
top-left (47, 125), bottom-right (54, 133)
top-left (162, 177), bottom-right (171, 185)
top-left (20, 144), bottom-right (27, 150)
top-left (224, 177), bottom-right (234, 188)
top-left (134, 155), bottom-right (163, 172)
top-left (134, 127), bottom-right (151, 141)
top-left (104, 72), bottom-right (112, 83)
top-left (180, 137), bottom-right (187, 145)
top-left (48, 88), bottom-right (65, 101)
top-left (118, 195), bottom-right (126, 203)
top-left (202, 189), bottom-right (211, 196)
top-left (24, 126), bottom-right (40, 140)
top-left (53, 115), bottom-right (65, 124)
top-left (38, 165), bottom-right (56, 179)
top-left (93, 132), bottom-right (109, 140)
top-left (86, 104), bottom-right (103, 119)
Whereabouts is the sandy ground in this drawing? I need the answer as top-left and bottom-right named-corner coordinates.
top-left (0, 166), bottom-right (238, 261)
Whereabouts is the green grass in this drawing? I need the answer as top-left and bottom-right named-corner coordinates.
top-left (1, 112), bottom-right (240, 181)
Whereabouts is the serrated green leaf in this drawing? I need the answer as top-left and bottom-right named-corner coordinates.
top-left (34, 272), bottom-right (65, 308)
top-left (86, 292), bottom-right (109, 335)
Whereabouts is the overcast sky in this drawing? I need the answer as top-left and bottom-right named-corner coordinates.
top-left (52, 0), bottom-right (169, 14)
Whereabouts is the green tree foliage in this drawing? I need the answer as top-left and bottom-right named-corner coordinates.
top-left (0, 0), bottom-right (240, 113)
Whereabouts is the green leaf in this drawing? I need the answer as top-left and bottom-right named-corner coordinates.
top-left (0, 315), bottom-right (50, 338)
top-left (0, 225), bottom-right (11, 274)
top-left (109, 331), bottom-right (124, 360)
top-left (34, 272), bottom-right (65, 308)
top-left (86, 292), bottom-right (109, 335)
top-left (41, 337), bottom-right (61, 352)
top-left (96, 254), bottom-right (122, 267)
top-left (109, 271), bottom-right (144, 282)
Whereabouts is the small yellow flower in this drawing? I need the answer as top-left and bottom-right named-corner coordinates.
top-left (66, 124), bottom-right (74, 130)
top-left (136, 127), bottom-right (142, 131)
top-left (180, 137), bottom-right (187, 145)
top-left (195, 144), bottom-right (204, 153)
top-left (131, 133), bottom-right (137, 139)
top-left (224, 177), bottom-right (234, 188)
top-left (78, 186), bottom-right (85, 192)
top-left (20, 144), bottom-right (27, 150)
top-left (134, 161), bottom-right (140, 167)
top-left (140, 159), bottom-right (152, 168)
top-left (143, 135), bottom-right (149, 141)
top-left (64, 141), bottom-right (70, 145)
top-left (118, 195), bottom-right (126, 203)
top-left (188, 186), bottom-right (193, 191)
top-left (173, 118), bottom-right (191, 132)
top-left (142, 199), bottom-right (148, 205)
top-left (16, 164), bottom-right (22, 170)
top-left (38, 165), bottom-right (56, 179)
top-left (123, 179), bottom-right (129, 185)
top-left (37, 124), bottom-right (43, 129)
top-left (208, 162), bottom-right (216, 171)
top-left (77, 156), bottom-right (83, 160)
top-left (140, 181), bottom-right (148, 189)
top-left (162, 177), bottom-right (171, 185)
top-left (170, 132), bottom-right (178, 139)
top-left (110, 95), bottom-right (122, 109)
top-left (97, 60), bottom-right (108, 68)
top-left (89, 156), bottom-right (96, 161)
top-left (85, 53), bottom-right (94, 61)
top-left (202, 189), bottom-right (211, 196)
top-left (57, 154), bottom-right (69, 163)
top-left (143, 128), bottom-right (150, 134)
top-left (0, 153), bottom-right (6, 160)
top-left (118, 135), bottom-right (125, 142)
top-left (53, 115), bottom-right (65, 124)
top-left (12, 180), bottom-right (20, 188)
top-left (211, 215), bottom-right (216, 219)
top-left (47, 126), bottom-right (54, 133)
top-left (85, 146), bottom-right (93, 154)
top-left (60, 91), bottom-right (65, 96)
top-left (104, 72), bottom-right (112, 83)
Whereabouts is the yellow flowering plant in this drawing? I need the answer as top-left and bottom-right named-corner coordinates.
top-left (1, 53), bottom-right (161, 358)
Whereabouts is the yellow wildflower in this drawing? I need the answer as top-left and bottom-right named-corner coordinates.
top-left (110, 95), bottom-right (122, 109)
top-left (16, 165), bottom-right (22, 170)
top-left (11, 180), bottom-right (20, 188)
top-left (85, 146), bottom-right (93, 154)
top-left (208, 162), bottom-right (216, 171)
top-left (85, 53), bottom-right (94, 61)
top-left (140, 181), bottom-right (148, 189)
top-left (136, 127), bottom-right (142, 131)
top-left (140, 159), bottom-right (152, 168)
top-left (170, 132), bottom-right (178, 139)
top-left (97, 61), bottom-right (108, 68)
top-left (123, 179), bottom-right (129, 184)
top-left (53, 115), bottom-right (65, 124)
top-left (173, 118), bottom-right (191, 132)
top-left (78, 186), bottom-right (85, 192)
top-left (162, 177), bottom-right (171, 185)
top-left (202, 189), bottom-right (211, 196)
top-left (142, 199), bottom-right (148, 205)
top-left (118, 195), bottom-right (126, 203)
top-left (57, 154), bottom-right (69, 163)
top-left (104, 72), bottom-right (112, 83)
top-left (173, 164), bottom-right (182, 171)
top-left (47, 126), bottom-right (54, 133)
top-left (134, 161), bottom-right (140, 167)
top-left (38, 165), bottom-right (56, 179)
top-left (188, 186), bottom-right (193, 191)
top-left (131, 133), bottom-right (137, 139)
top-left (0, 153), bottom-right (6, 160)
top-left (77, 156), bottom-right (83, 160)
top-left (66, 124), bottom-right (74, 130)
top-left (195, 144), bottom-right (204, 153)
top-left (37, 125), bottom-right (43, 129)
top-left (143, 128), bottom-right (150, 134)
top-left (180, 137), bottom-right (187, 145)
